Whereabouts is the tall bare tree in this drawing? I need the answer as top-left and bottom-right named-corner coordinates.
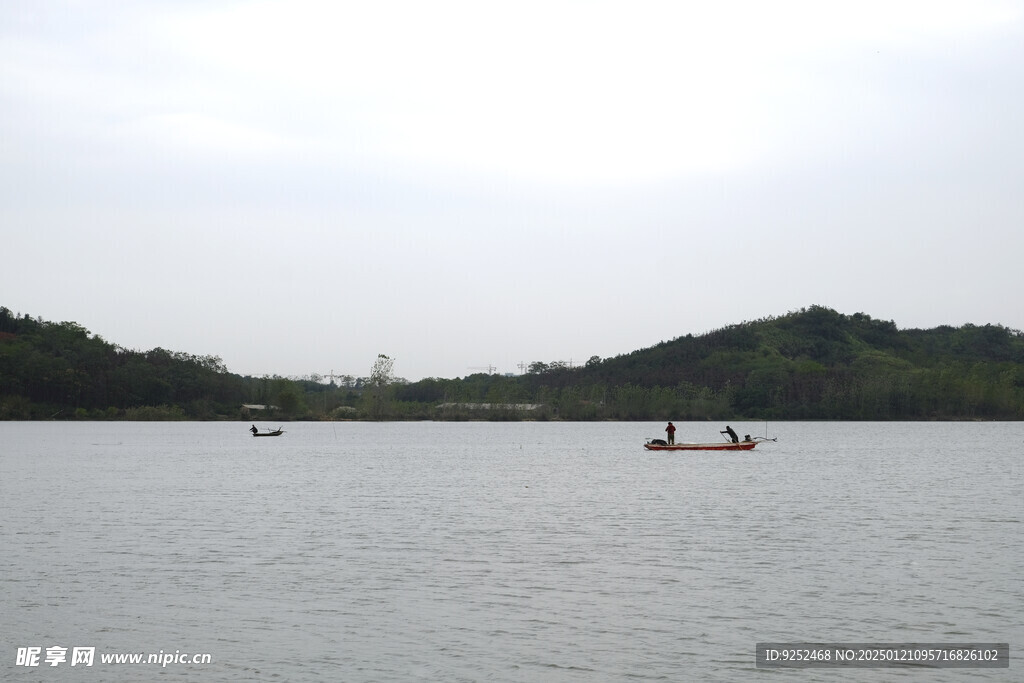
top-left (367, 354), bottom-right (394, 419)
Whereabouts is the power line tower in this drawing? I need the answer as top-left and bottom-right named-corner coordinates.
top-left (468, 365), bottom-right (497, 374)
top-left (320, 369), bottom-right (344, 413)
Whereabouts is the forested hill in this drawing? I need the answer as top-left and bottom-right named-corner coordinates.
top-left (2, 304), bottom-right (1023, 420)
top-left (0, 306), bottom-right (247, 420)
top-left (488, 305), bottom-right (1024, 420)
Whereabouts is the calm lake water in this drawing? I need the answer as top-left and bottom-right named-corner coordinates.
top-left (1, 421), bottom-right (1021, 681)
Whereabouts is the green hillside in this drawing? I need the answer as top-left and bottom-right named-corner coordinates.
top-left (512, 305), bottom-right (1024, 420)
top-left (2, 304), bottom-right (1023, 420)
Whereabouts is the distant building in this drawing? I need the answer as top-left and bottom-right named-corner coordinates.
top-left (241, 404), bottom-right (279, 412)
top-left (435, 403), bottom-right (542, 411)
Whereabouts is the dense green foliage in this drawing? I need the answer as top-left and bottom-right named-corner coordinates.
top-left (2, 305), bottom-right (1023, 420)
top-left (569, 306), bottom-right (1024, 419)
top-left (0, 308), bottom-right (239, 419)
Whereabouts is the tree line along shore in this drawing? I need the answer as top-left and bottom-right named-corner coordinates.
top-left (2, 305), bottom-right (1023, 421)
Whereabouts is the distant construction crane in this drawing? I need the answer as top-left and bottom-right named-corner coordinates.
top-left (320, 369), bottom-right (345, 385)
top-left (468, 365), bottom-right (497, 374)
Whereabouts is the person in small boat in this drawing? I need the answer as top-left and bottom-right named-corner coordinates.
top-left (250, 424), bottom-right (258, 435)
top-left (722, 425), bottom-right (739, 443)
top-left (665, 421), bottom-right (676, 445)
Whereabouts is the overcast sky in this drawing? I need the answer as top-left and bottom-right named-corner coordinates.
top-left (3, 1), bottom-right (1023, 381)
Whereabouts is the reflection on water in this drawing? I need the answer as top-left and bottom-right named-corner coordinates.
top-left (1, 421), bottom-right (1021, 681)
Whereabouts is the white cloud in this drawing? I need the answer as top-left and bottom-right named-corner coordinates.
top-left (5, 0), bottom-right (1018, 182)
top-left (134, 0), bottom-right (1019, 183)
top-left (124, 112), bottom-right (295, 157)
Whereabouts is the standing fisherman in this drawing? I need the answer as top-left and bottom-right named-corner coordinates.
top-left (722, 425), bottom-right (739, 443)
top-left (665, 421), bottom-right (676, 445)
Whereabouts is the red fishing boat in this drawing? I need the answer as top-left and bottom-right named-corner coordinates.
top-left (644, 439), bottom-right (759, 451)
top-left (644, 431), bottom-right (776, 451)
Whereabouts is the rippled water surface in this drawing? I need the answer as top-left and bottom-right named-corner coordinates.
top-left (2, 421), bottom-right (1021, 681)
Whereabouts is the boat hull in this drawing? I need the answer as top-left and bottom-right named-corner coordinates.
top-left (644, 441), bottom-right (756, 451)
top-left (252, 430), bottom-right (284, 437)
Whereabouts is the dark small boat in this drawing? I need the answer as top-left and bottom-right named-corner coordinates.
top-left (251, 427), bottom-right (285, 437)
